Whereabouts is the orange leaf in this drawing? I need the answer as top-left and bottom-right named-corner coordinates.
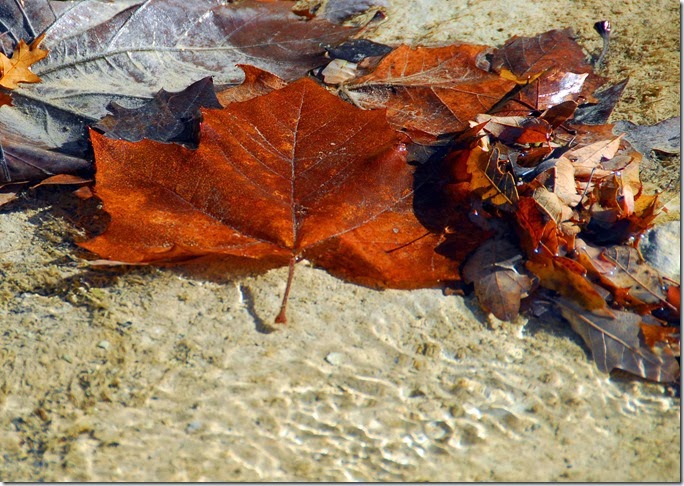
top-left (216, 65), bottom-right (287, 105)
top-left (0, 34), bottom-right (48, 89)
top-left (81, 78), bottom-right (487, 320)
top-left (526, 256), bottom-right (609, 314)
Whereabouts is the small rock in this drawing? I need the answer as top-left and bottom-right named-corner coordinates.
top-left (324, 352), bottom-right (347, 366)
top-left (61, 354), bottom-right (73, 363)
top-left (186, 421), bottom-right (202, 433)
top-left (639, 221), bottom-right (680, 281)
top-left (97, 340), bottom-right (110, 350)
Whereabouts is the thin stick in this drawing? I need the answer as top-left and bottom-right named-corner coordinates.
top-left (275, 255), bottom-right (296, 324)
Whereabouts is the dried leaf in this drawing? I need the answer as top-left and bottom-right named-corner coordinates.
top-left (553, 157), bottom-right (582, 207)
top-left (0, 34), bottom-right (48, 89)
top-left (94, 77), bottom-right (222, 148)
top-left (462, 238), bottom-right (534, 321)
top-left (558, 297), bottom-right (679, 382)
top-left (343, 44), bottom-right (515, 140)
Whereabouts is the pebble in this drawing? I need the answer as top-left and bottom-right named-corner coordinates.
top-left (639, 221), bottom-right (680, 281)
top-left (324, 352), bottom-right (347, 366)
top-left (97, 340), bottom-right (111, 350)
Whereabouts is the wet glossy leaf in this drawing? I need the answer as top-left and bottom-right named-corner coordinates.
top-left (81, 78), bottom-right (486, 321)
top-left (466, 145), bottom-right (518, 210)
top-left (22, 0), bottom-right (359, 119)
top-left (489, 29), bottom-right (606, 114)
top-left (216, 65), bottom-right (288, 105)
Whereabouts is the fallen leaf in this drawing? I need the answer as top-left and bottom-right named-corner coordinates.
top-left (81, 78), bottom-right (483, 322)
top-left (466, 145), bottom-right (519, 210)
top-left (613, 117), bottom-right (681, 156)
top-left (0, 0), bottom-right (55, 56)
top-left (217, 65), bottom-right (288, 106)
top-left (558, 297), bottom-right (679, 382)
top-left (526, 256), bottom-right (609, 314)
top-left (0, 34), bottom-right (48, 89)
top-left (342, 44), bottom-right (515, 140)
top-left (23, 0), bottom-right (360, 119)
top-left (94, 77), bottom-right (222, 148)
top-left (0, 130), bottom-right (91, 184)
top-left (489, 29), bottom-right (606, 114)
top-left (462, 238), bottom-right (534, 321)
top-left (573, 79), bottom-right (629, 125)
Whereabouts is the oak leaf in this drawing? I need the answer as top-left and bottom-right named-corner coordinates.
top-left (0, 34), bottom-right (48, 89)
top-left (81, 78), bottom-right (485, 322)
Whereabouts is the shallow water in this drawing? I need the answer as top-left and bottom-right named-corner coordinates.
top-left (0, 0), bottom-right (680, 481)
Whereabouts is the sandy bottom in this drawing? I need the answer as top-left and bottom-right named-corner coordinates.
top-left (0, 0), bottom-right (680, 481)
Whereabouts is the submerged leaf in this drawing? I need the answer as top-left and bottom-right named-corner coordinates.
top-left (0, 34), bottom-right (48, 89)
top-left (94, 77), bottom-right (222, 147)
top-left (343, 44), bottom-right (515, 140)
top-left (466, 145), bottom-right (519, 210)
top-left (558, 297), bottom-right (679, 382)
top-left (82, 78), bottom-right (486, 320)
top-left (462, 238), bottom-right (534, 321)
top-left (23, 0), bottom-right (359, 119)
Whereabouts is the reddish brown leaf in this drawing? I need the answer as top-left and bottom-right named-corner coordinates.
top-left (489, 29), bottom-right (606, 115)
top-left (342, 44), bottom-right (515, 141)
top-left (466, 145), bottom-right (519, 210)
top-left (216, 65), bottom-right (288, 105)
top-left (526, 256), bottom-right (609, 314)
top-left (640, 323), bottom-right (679, 355)
top-left (81, 78), bottom-right (485, 321)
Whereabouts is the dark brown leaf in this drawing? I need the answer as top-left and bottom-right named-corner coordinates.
top-left (558, 297), bottom-right (679, 382)
top-left (462, 238), bottom-right (534, 321)
top-left (94, 77), bottom-right (222, 148)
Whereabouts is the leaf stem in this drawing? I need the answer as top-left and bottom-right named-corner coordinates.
top-left (275, 255), bottom-right (297, 324)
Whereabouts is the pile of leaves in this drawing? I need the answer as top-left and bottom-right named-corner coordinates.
top-left (0, 0), bottom-right (679, 383)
